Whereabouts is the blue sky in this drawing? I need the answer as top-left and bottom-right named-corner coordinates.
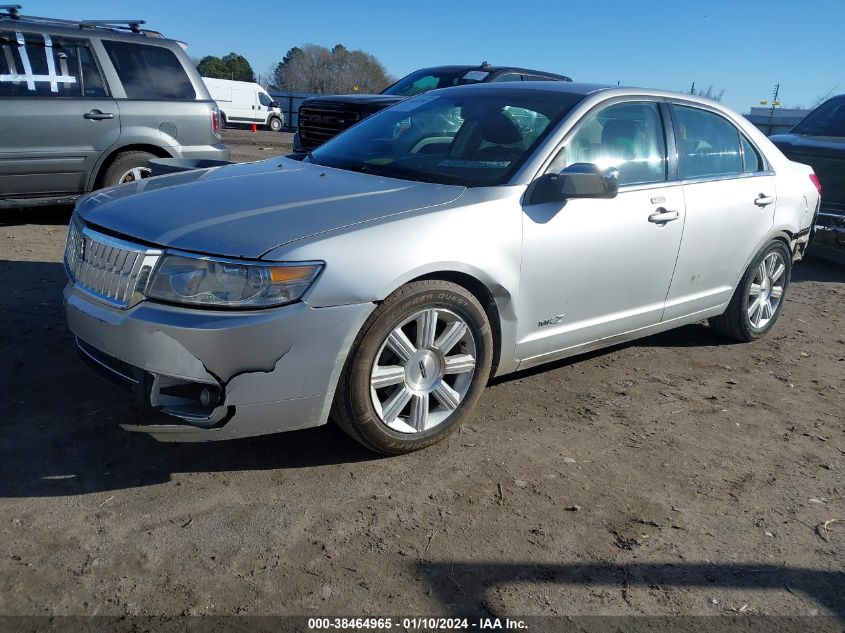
top-left (29, 0), bottom-right (843, 112)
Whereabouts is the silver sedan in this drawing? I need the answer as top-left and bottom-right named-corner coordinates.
top-left (63, 82), bottom-right (821, 454)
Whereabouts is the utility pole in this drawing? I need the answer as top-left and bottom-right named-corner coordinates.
top-left (689, 81), bottom-right (695, 95)
top-left (768, 83), bottom-right (780, 135)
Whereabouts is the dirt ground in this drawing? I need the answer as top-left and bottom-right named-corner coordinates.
top-left (0, 128), bottom-right (843, 622)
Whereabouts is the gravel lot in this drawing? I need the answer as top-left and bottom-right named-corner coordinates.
top-left (0, 128), bottom-right (843, 620)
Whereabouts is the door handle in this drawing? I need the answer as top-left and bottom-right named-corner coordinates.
top-left (755, 194), bottom-right (775, 207)
top-left (648, 208), bottom-right (680, 224)
top-left (83, 110), bottom-right (114, 120)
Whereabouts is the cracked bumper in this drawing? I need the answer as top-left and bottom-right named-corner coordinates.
top-left (64, 285), bottom-right (374, 441)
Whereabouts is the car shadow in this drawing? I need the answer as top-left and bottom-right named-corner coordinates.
top-left (414, 560), bottom-right (845, 617)
top-left (0, 206), bottom-right (74, 227)
top-left (2, 255), bottom-right (843, 498)
top-left (794, 255), bottom-right (845, 282)
top-left (0, 259), bottom-right (378, 499)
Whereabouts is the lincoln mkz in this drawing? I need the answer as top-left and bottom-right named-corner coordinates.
top-left (63, 82), bottom-right (821, 454)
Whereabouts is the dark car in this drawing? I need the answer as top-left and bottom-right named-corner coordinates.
top-left (770, 95), bottom-right (845, 262)
top-left (293, 62), bottom-right (571, 152)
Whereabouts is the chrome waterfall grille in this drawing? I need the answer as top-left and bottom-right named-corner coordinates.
top-left (64, 220), bottom-right (161, 308)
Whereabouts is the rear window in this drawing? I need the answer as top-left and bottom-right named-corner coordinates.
top-left (792, 95), bottom-right (845, 137)
top-left (102, 40), bottom-right (195, 100)
top-left (0, 32), bottom-right (106, 97)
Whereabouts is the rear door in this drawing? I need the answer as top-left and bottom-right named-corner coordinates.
top-left (0, 31), bottom-right (119, 197)
top-left (662, 102), bottom-right (776, 320)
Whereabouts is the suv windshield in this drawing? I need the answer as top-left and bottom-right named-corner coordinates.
top-left (309, 88), bottom-right (585, 186)
top-left (792, 95), bottom-right (845, 137)
top-left (382, 68), bottom-right (490, 97)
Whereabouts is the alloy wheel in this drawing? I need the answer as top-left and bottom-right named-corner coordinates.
top-left (370, 308), bottom-right (476, 434)
top-left (747, 251), bottom-right (786, 329)
top-left (118, 166), bottom-right (152, 184)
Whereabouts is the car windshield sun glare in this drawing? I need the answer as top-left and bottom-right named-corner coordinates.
top-left (310, 90), bottom-right (585, 187)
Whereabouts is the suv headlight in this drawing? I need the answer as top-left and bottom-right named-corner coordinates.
top-left (145, 253), bottom-right (323, 308)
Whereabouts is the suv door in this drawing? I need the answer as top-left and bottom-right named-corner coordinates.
top-left (0, 31), bottom-right (119, 197)
top-left (662, 103), bottom-right (776, 321)
top-left (517, 100), bottom-right (685, 364)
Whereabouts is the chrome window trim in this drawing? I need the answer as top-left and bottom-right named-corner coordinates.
top-left (678, 170), bottom-right (776, 186)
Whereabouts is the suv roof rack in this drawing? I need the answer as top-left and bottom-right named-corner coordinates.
top-left (1, 5), bottom-right (160, 37)
top-left (79, 20), bottom-right (146, 34)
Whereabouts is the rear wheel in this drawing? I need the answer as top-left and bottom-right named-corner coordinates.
top-left (332, 280), bottom-right (493, 455)
top-left (709, 240), bottom-right (791, 342)
top-left (102, 151), bottom-right (156, 187)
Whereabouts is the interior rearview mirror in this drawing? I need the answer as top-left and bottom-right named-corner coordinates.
top-left (554, 163), bottom-right (619, 199)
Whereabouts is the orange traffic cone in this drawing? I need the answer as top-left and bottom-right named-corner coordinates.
top-left (251, 122), bottom-right (257, 133)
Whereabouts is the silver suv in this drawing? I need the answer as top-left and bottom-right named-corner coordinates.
top-left (0, 6), bottom-right (229, 208)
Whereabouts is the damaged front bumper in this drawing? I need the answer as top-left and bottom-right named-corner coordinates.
top-left (64, 286), bottom-right (373, 441)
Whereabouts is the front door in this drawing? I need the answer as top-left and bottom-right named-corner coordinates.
top-left (516, 100), bottom-right (685, 365)
top-left (0, 34), bottom-right (119, 196)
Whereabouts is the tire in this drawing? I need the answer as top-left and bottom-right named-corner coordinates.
top-left (709, 240), bottom-right (792, 342)
top-left (268, 116), bottom-right (282, 132)
top-left (102, 151), bottom-right (156, 187)
top-left (332, 280), bottom-right (493, 455)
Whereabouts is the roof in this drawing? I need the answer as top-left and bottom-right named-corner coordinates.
top-left (411, 64), bottom-right (572, 82)
top-left (0, 10), bottom-right (169, 43)
top-left (428, 80), bottom-right (614, 98)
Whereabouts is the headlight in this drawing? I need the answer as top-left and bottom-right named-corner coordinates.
top-left (145, 254), bottom-right (323, 308)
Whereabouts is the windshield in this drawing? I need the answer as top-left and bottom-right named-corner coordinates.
top-left (792, 95), bottom-right (845, 137)
top-left (382, 68), bottom-right (491, 97)
top-left (308, 89), bottom-right (585, 187)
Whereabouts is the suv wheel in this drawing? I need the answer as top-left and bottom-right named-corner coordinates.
top-left (709, 240), bottom-right (792, 342)
top-left (103, 151), bottom-right (156, 187)
top-left (332, 280), bottom-right (493, 455)
top-left (268, 117), bottom-right (282, 132)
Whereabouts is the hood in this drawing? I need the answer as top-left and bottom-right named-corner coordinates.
top-left (769, 133), bottom-right (845, 158)
top-left (77, 158), bottom-right (465, 259)
top-left (301, 94), bottom-right (406, 110)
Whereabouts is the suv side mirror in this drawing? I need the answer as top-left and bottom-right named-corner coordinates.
top-left (554, 163), bottom-right (619, 199)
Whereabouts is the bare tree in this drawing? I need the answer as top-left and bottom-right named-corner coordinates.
top-left (811, 85), bottom-right (839, 108)
top-left (271, 44), bottom-right (392, 94)
top-left (689, 84), bottom-right (725, 102)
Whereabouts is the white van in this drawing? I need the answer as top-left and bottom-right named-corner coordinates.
top-left (202, 77), bottom-right (284, 131)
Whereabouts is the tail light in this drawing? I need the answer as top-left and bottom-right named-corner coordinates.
top-left (211, 108), bottom-right (221, 138)
top-left (810, 173), bottom-right (822, 196)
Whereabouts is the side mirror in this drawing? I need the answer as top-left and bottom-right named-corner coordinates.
top-left (554, 163), bottom-right (619, 199)
top-left (269, 101), bottom-right (280, 109)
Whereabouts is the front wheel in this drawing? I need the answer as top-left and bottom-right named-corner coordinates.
top-left (332, 280), bottom-right (493, 455)
top-left (709, 240), bottom-right (792, 342)
top-left (268, 116), bottom-right (283, 132)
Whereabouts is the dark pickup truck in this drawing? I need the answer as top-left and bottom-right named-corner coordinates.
top-left (770, 94), bottom-right (845, 263)
top-left (293, 63), bottom-right (571, 152)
